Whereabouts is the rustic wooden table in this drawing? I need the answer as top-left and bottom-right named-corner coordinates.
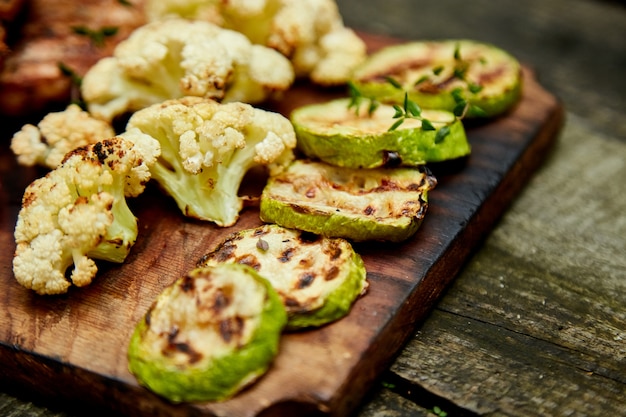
top-left (1, 0), bottom-right (624, 416)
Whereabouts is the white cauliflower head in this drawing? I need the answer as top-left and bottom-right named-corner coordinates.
top-left (12, 135), bottom-right (160, 295)
top-left (10, 104), bottom-right (116, 169)
top-left (121, 96), bottom-right (296, 227)
top-left (81, 18), bottom-right (294, 122)
top-left (145, 0), bottom-right (367, 86)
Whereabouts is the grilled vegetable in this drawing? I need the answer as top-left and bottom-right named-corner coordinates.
top-left (291, 98), bottom-right (469, 169)
top-left (128, 263), bottom-right (287, 403)
top-left (198, 224), bottom-right (368, 330)
top-left (351, 39), bottom-right (522, 118)
top-left (260, 160), bottom-right (437, 243)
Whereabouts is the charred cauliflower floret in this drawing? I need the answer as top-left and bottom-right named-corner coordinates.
top-left (145, 0), bottom-right (367, 86)
top-left (12, 135), bottom-right (160, 295)
top-left (121, 96), bottom-right (296, 227)
top-left (81, 18), bottom-right (294, 122)
top-left (10, 104), bottom-right (116, 169)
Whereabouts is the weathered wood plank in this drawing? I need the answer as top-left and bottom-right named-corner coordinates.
top-left (380, 115), bottom-right (626, 416)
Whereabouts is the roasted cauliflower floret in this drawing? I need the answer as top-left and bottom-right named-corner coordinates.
top-left (121, 96), bottom-right (296, 227)
top-left (10, 104), bottom-right (116, 169)
top-left (12, 135), bottom-right (160, 295)
top-left (81, 18), bottom-right (294, 122)
top-left (145, 0), bottom-right (367, 86)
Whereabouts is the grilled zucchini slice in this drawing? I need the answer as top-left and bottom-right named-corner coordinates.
top-left (351, 39), bottom-right (522, 118)
top-left (198, 224), bottom-right (368, 330)
top-left (291, 98), bottom-right (469, 168)
top-left (128, 263), bottom-right (287, 403)
top-left (260, 160), bottom-right (437, 242)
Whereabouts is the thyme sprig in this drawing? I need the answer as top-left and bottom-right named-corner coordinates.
top-left (347, 81), bottom-right (379, 116)
top-left (415, 43), bottom-right (487, 117)
top-left (72, 25), bottom-right (119, 47)
top-left (347, 78), bottom-right (452, 143)
top-left (389, 91), bottom-right (450, 144)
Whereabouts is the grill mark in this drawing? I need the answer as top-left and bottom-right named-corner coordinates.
top-left (168, 342), bottom-right (203, 364)
top-left (253, 227), bottom-right (270, 237)
top-left (219, 316), bottom-right (244, 344)
top-left (279, 247), bottom-right (296, 263)
top-left (284, 297), bottom-right (300, 307)
top-left (212, 287), bottom-right (231, 313)
top-left (197, 241), bottom-right (237, 265)
top-left (297, 273), bottom-right (315, 289)
top-left (360, 58), bottom-right (433, 83)
top-left (298, 231), bottom-right (321, 244)
top-left (235, 254), bottom-right (261, 271)
top-left (478, 64), bottom-right (507, 85)
top-left (324, 241), bottom-right (343, 261)
top-left (180, 274), bottom-right (195, 292)
top-left (325, 266), bottom-right (340, 281)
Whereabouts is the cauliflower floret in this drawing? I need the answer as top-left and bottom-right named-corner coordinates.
top-left (81, 18), bottom-right (294, 123)
top-left (12, 135), bottom-right (161, 295)
top-left (121, 96), bottom-right (296, 227)
top-left (10, 104), bottom-right (116, 169)
top-left (145, 0), bottom-right (367, 86)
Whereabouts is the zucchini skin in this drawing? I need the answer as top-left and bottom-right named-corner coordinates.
top-left (261, 197), bottom-right (423, 242)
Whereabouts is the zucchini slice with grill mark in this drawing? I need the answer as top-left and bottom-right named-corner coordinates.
top-left (127, 263), bottom-right (287, 403)
top-left (351, 39), bottom-right (523, 118)
top-left (198, 224), bottom-right (368, 330)
top-left (291, 98), bottom-right (469, 169)
top-left (260, 160), bottom-right (437, 243)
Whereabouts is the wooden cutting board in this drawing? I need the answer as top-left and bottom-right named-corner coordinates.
top-left (0, 33), bottom-right (564, 417)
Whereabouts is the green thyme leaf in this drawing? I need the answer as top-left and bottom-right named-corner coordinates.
top-left (368, 100), bottom-right (380, 115)
top-left (347, 81), bottom-right (380, 117)
top-left (453, 43), bottom-right (462, 60)
top-left (388, 119), bottom-right (405, 131)
top-left (57, 62), bottom-right (82, 86)
top-left (453, 101), bottom-right (467, 117)
top-left (381, 381), bottom-right (396, 389)
top-left (406, 99), bottom-right (422, 117)
top-left (451, 88), bottom-right (465, 102)
top-left (415, 74), bottom-right (430, 86)
top-left (432, 406), bottom-right (448, 417)
top-left (72, 25), bottom-right (119, 47)
top-left (385, 76), bottom-right (403, 89)
top-left (468, 83), bottom-right (483, 94)
top-left (392, 105), bottom-right (404, 119)
top-left (434, 125), bottom-right (451, 143)
top-left (347, 81), bottom-right (360, 98)
top-left (421, 119), bottom-right (436, 131)
top-left (470, 105), bottom-right (488, 117)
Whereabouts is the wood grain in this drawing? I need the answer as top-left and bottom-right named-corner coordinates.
top-left (380, 115), bottom-right (626, 416)
top-left (0, 33), bottom-right (564, 417)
